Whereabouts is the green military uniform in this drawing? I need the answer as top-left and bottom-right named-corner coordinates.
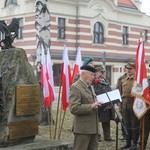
top-left (94, 78), bottom-right (115, 141)
top-left (121, 76), bottom-right (140, 149)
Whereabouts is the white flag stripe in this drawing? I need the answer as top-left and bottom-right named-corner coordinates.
top-left (137, 41), bottom-right (142, 84)
top-left (63, 45), bottom-right (70, 102)
top-left (41, 45), bottom-right (49, 98)
top-left (75, 48), bottom-right (82, 67)
top-left (47, 48), bottom-right (55, 98)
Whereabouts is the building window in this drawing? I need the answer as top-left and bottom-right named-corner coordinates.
top-left (5, 0), bottom-right (18, 7)
top-left (58, 18), bottom-right (65, 39)
top-left (17, 18), bottom-right (23, 39)
top-left (122, 26), bottom-right (128, 45)
top-left (53, 64), bottom-right (61, 86)
top-left (93, 22), bottom-right (104, 44)
top-left (143, 30), bottom-right (147, 42)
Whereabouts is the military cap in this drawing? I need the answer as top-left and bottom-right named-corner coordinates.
top-left (125, 62), bottom-right (135, 69)
top-left (95, 65), bottom-right (105, 72)
top-left (80, 65), bottom-right (96, 73)
top-left (83, 57), bottom-right (93, 65)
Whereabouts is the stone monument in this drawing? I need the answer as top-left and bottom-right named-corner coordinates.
top-left (0, 19), bottom-right (40, 147)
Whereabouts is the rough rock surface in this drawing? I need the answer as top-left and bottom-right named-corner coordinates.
top-left (0, 48), bottom-right (39, 147)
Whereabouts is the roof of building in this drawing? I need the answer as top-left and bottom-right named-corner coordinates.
top-left (65, 0), bottom-right (138, 10)
top-left (117, 0), bottom-right (138, 9)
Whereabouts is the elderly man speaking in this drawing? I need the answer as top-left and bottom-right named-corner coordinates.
top-left (69, 65), bottom-right (101, 150)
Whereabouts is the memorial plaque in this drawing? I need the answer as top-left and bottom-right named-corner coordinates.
top-left (8, 120), bottom-right (38, 140)
top-left (16, 84), bottom-right (40, 116)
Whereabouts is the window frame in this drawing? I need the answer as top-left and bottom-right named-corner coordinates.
top-left (17, 18), bottom-right (23, 39)
top-left (53, 63), bottom-right (61, 86)
top-left (143, 30), bottom-right (148, 42)
top-left (93, 22), bottom-right (104, 44)
top-left (58, 18), bottom-right (66, 39)
top-left (122, 26), bottom-right (128, 45)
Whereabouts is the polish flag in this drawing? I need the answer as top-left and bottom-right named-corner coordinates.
top-left (131, 39), bottom-right (150, 119)
top-left (46, 48), bottom-right (55, 105)
top-left (40, 45), bottom-right (55, 108)
top-left (61, 45), bottom-right (72, 111)
top-left (71, 48), bottom-right (82, 83)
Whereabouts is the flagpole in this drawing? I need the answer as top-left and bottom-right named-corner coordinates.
top-left (141, 115), bottom-right (145, 150)
top-left (48, 107), bottom-right (52, 139)
top-left (140, 31), bottom-right (145, 150)
top-left (54, 82), bottom-right (62, 139)
top-left (58, 111), bottom-right (66, 140)
top-left (58, 102), bottom-right (63, 135)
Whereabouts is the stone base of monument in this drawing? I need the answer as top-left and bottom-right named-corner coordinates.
top-left (0, 139), bottom-right (73, 150)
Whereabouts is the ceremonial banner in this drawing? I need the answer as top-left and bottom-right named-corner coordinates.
top-left (131, 39), bottom-right (149, 119)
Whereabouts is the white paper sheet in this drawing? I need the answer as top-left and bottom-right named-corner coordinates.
top-left (96, 89), bottom-right (122, 104)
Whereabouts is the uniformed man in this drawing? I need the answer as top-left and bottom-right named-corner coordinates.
top-left (69, 65), bottom-right (101, 150)
top-left (120, 63), bottom-right (140, 150)
top-left (93, 65), bottom-right (115, 141)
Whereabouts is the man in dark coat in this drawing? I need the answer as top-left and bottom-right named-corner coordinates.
top-left (93, 65), bottom-right (115, 141)
top-left (69, 65), bottom-right (101, 150)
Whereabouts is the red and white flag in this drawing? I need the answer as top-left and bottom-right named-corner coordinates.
top-left (71, 48), bottom-right (82, 83)
top-left (61, 45), bottom-right (72, 111)
top-left (40, 45), bottom-right (55, 108)
top-left (46, 48), bottom-right (55, 104)
top-left (131, 39), bottom-right (150, 119)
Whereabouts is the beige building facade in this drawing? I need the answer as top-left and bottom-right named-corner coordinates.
top-left (0, 0), bottom-right (150, 87)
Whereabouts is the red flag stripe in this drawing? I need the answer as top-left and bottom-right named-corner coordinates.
top-left (71, 48), bottom-right (82, 82)
top-left (61, 45), bottom-right (72, 111)
top-left (40, 45), bottom-right (55, 108)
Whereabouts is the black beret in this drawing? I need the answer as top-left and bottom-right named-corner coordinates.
top-left (80, 65), bottom-right (96, 73)
top-left (83, 57), bottom-right (93, 65)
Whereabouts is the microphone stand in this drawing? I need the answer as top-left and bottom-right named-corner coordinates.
top-left (102, 84), bottom-right (128, 150)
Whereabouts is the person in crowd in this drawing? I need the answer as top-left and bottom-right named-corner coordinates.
top-left (93, 65), bottom-right (115, 141)
top-left (69, 65), bottom-right (101, 150)
top-left (74, 57), bottom-right (94, 82)
top-left (82, 57), bottom-right (94, 67)
top-left (116, 72), bottom-right (127, 141)
top-left (120, 62), bottom-right (140, 150)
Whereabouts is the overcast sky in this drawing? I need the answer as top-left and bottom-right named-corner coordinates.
top-left (141, 0), bottom-right (150, 14)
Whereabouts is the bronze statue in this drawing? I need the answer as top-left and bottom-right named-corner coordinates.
top-left (0, 18), bottom-right (19, 50)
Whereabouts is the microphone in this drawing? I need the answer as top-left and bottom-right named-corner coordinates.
top-left (100, 79), bottom-right (108, 85)
top-left (94, 78), bottom-right (108, 85)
